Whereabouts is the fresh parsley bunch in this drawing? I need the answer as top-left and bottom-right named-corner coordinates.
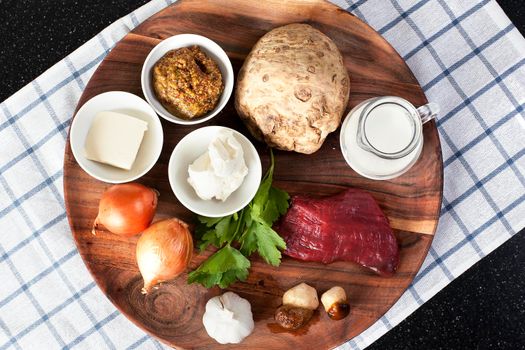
top-left (188, 151), bottom-right (289, 289)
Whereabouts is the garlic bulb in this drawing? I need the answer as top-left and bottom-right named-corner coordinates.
top-left (202, 292), bottom-right (254, 344)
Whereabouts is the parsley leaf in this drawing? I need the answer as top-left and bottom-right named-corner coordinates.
top-left (239, 225), bottom-right (258, 256)
top-left (187, 245), bottom-right (250, 289)
top-left (214, 215), bottom-right (236, 245)
top-left (253, 223), bottom-right (286, 266)
top-left (261, 186), bottom-right (290, 225)
top-left (198, 216), bottom-right (225, 227)
top-left (197, 229), bottom-right (220, 252)
top-left (188, 150), bottom-right (290, 289)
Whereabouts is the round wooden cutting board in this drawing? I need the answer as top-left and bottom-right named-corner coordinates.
top-left (63, 0), bottom-right (443, 349)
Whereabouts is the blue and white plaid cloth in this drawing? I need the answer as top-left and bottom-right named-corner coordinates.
top-left (1, 0), bottom-right (524, 348)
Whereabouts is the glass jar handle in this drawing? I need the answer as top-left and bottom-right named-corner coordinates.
top-left (416, 102), bottom-right (440, 124)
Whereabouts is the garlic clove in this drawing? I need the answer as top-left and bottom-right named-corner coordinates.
top-left (282, 282), bottom-right (319, 310)
top-left (321, 286), bottom-right (350, 320)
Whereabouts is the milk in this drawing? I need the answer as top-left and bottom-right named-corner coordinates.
top-left (364, 104), bottom-right (415, 154)
top-left (340, 98), bottom-right (423, 180)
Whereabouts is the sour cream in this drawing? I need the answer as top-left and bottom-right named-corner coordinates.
top-left (188, 130), bottom-right (248, 201)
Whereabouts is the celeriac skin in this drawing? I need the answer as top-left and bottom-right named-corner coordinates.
top-left (235, 23), bottom-right (350, 154)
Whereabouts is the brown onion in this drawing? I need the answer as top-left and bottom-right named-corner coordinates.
top-left (93, 183), bottom-right (158, 236)
top-left (136, 218), bottom-right (193, 294)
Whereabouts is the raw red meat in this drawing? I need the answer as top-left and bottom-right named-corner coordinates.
top-left (274, 188), bottom-right (399, 276)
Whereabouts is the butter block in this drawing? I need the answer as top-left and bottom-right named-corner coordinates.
top-left (84, 111), bottom-right (148, 170)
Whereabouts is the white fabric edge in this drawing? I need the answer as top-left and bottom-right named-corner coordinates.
top-left (486, 0), bottom-right (525, 56)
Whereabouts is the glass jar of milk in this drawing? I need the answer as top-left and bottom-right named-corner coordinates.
top-left (340, 96), bottom-right (439, 180)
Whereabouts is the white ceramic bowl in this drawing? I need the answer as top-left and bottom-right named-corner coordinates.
top-left (141, 34), bottom-right (234, 125)
top-left (169, 126), bottom-right (262, 217)
top-left (69, 91), bottom-right (164, 183)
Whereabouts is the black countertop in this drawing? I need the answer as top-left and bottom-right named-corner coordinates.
top-left (1, 0), bottom-right (523, 349)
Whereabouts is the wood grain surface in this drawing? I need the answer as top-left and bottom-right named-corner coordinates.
top-left (63, 0), bottom-right (443, 349)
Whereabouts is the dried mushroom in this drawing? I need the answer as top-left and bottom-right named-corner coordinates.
top-left (274, 305), bottom-right (313, 330)
top-left (321, 286), bottom-right (350, 320)
top-left (275, 282), bottom-right (319, 330)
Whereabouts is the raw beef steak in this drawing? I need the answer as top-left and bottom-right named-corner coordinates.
top-left (274, 188), bottom-right (399, 275)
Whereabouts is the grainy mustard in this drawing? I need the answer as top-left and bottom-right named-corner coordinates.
top-left (152, 46), bottom-right (224, 119)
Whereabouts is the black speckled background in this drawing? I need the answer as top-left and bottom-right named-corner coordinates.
top-left (1, 0), bottom-right (524, 349)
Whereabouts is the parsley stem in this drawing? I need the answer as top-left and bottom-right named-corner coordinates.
top-left (238, 223), bottom-right (251, 243)
top-left (229, 208), bottom-right (245, 245)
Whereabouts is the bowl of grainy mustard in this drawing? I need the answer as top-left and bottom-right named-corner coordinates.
top-left (141, 34), bottom-right (234, 125)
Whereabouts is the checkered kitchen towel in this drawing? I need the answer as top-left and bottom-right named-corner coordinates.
top-left (1, 0), bottom-right (524, 348)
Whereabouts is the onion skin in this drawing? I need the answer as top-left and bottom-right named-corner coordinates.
top-left (93, 183), bottom-right (158, 236)
top-left (136, 218), bottom-right (193, 294)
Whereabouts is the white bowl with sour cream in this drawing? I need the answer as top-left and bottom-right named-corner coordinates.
top-left (168, 126), bottom-right (262, 217)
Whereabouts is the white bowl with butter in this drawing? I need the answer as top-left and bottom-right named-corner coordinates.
top-left (169, 126), bottom-right (261, 217)
top-left (69, 91), bottom-right (163, 183)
